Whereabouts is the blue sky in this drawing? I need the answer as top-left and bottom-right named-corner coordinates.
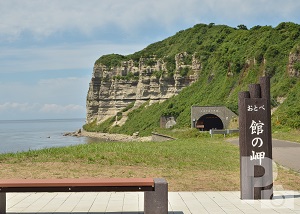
top-left (1, 0), bottom-right (300, 120)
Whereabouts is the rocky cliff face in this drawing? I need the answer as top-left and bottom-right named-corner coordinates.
top-left (288, 46), bottom-right (300, 77)
top-left (86, 53), bottom-right (200, 123)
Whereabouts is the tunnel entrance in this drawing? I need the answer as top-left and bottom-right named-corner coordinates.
top-left (196, 114), bottom-right (224, 131)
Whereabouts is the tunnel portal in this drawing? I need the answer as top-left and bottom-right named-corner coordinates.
top-left (191, 106), bottom-right (237, 131)
top-left (196, 114), bottom-right (224, 131)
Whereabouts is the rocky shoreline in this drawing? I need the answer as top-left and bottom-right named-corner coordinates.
top-left (64, 129), bottom-right (151, 142)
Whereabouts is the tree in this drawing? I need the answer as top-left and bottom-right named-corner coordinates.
top-left (237, 24), bottom-right (248, 30)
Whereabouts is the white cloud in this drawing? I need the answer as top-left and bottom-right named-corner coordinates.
top-left (0, 102), bottom-right (36, 112)
top-left (0, 0), bottom-right (152, 39)
top-left (0, 43), bottom-right (145, 73)
top-left (0, 102), bottom-right (84, 114)
top-left (1, 0), bottom-right (299, 121)
top-left (40, 104), bottom-right (84, 113)
top-left (0, 76), bottom-right (90, 119)
top-left (1, 0), bottom-right (299, 41)
top-left (0, 76), bottom-right (90, 103)
top-left (1, 0), bottom-right (299, 75)
top-left (0, 102), bottom-right (85, 120)
top-left (35, 77), bottom-right (91, 104)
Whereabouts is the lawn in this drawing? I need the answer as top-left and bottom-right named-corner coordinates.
top-left (272, 129), bottom-right (300, 143)
top-left (0, 136), bottom-right (299, 191)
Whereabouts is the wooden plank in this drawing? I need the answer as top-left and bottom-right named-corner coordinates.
top-left (0, 178), bottom-right (154, 188)
top-left (0, 186), bottom-right (154, 192)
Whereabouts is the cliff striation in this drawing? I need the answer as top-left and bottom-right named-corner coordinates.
top-left (86, 53), bottom-right (200, 123)
top-left (288, 46), bottom-right (300, 77)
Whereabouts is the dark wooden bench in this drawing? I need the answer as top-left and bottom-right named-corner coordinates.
top-left (0, 178), bottom-right (168, 214)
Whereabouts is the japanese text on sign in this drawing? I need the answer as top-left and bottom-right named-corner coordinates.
top-left (247, 105), bottom-right (265, 112)
top-left (249, 119), bottom-right (265, 165)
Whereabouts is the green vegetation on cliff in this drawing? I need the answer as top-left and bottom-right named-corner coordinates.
top-left (90, 22), bottom-right (300, 136)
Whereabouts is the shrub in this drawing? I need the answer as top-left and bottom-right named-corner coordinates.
top-left (95, 54), bottom-right (126, 68)
top-left (293, 62), bottom-right (300, 71)
top-left (179, 67), bottom-right (190, 77)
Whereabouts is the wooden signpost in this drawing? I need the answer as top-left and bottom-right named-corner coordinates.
top-left (238, 76), bottom-right (273, 200)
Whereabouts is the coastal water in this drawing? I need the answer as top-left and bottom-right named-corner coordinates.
top-left (0, 118), bottom-right (91, 154)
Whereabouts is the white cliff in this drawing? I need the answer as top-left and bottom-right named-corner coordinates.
top-left (86, 53), bottom-right (200, 124)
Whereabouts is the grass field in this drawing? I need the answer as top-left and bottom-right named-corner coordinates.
top-left (0, 135), bottom-right (299, 191)
top-left (272, 129), bottom-right (300, 143)
top-left (0, 137), bottom-right (238, 191)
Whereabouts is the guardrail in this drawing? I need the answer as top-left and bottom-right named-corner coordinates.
top-left (209, 129), bottom-right (239, 137)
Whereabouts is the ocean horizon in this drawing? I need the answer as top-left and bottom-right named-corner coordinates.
top-left (0, 118), bottom-right (92, 154)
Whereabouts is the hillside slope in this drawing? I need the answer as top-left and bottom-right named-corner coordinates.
top-left (86, 22), bottom-right (300, 136)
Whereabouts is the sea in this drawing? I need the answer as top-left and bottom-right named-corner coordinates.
top-left (0, 118), bottom-right (93, 154)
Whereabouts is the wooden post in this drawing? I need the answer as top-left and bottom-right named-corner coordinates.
top-left (239, 76), bottom-right (273, 200)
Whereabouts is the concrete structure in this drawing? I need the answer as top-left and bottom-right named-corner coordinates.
top-left (151, 132), bottom-right (176, 142)
top-left (4, 191), bottom-right (300, 213)
top-left (191, 106), bottom-right (237, 131)
top-left (160, 116), bottom-right (177, 128)
top-left (144, 178), bottom-right (168, 214)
